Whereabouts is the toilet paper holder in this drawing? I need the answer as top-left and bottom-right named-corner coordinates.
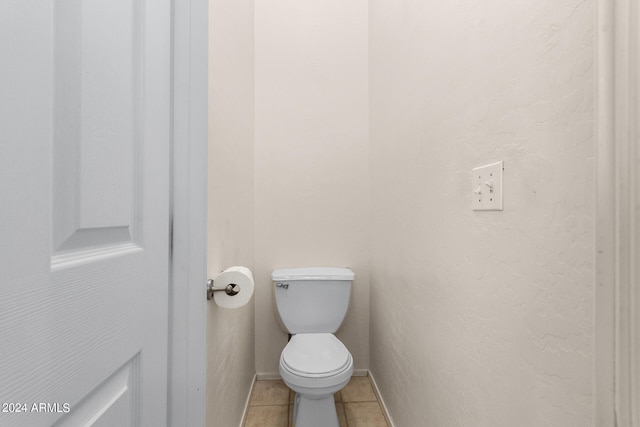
top-left (207, 279), bottom-right (241, 301)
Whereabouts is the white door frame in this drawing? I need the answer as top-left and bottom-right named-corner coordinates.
top-left (169, 0), bottom-right (208, 425)
top-left (596, 0), bottom-right (640, 425)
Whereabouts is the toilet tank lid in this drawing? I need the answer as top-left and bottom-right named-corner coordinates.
top-left (271, 267), bottom-right (354, 281)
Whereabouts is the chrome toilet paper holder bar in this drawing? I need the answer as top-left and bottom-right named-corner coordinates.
top-left (206, 279), bottom-right (241, 301)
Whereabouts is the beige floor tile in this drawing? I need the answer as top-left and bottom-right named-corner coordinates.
top-left (249, 376), bottom-right (388, 427)
top-left (244, 405), bottom-right (288, 427)
top-left (344, 402), bottom-right (389, 427)
top-left (341, 376), bottom-right (377, 402)
top-left (250, 380), bottom-right (290, 406)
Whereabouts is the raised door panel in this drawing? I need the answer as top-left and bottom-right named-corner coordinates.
top-left (53, 355), bottom-right (140, 427)
top-left (52, 0), bottom-right (142, 269)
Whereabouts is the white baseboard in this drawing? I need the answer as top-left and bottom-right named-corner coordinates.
top-left (256, 368), bottom-right (368, 381)
top-left (368, 370), bottom-right (395, 427)
top-left (256, 372), bottom-right (281, 380)
top-left (239, 374), bottom-right (256, 427)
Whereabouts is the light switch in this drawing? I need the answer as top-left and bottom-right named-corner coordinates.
top-left (472, 161), bottom-right (503, 211)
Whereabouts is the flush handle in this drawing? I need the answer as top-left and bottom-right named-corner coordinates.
top-left (275, 282), bottom-right (289, 289)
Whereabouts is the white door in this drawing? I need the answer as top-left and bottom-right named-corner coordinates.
top-left (0, 0), bottom-right (172, 426)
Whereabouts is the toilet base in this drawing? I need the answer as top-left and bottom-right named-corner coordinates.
top-left (293, 393), bottom-right (339, 427)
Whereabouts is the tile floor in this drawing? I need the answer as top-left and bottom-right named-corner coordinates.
top-left (244, 376), bottom-right (389, 427)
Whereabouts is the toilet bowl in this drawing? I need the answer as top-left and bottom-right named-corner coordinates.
top-left (272, 267), bottom-right (355, 427)
top-left (279, 334), bottom-right (353, 427)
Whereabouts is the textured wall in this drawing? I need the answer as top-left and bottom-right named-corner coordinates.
top-left (254, 0), bottom-right (370, 376)
top-left (206, 0), bottom-right (255, 425)
top-left (369, 0), bottom-right (594, 426)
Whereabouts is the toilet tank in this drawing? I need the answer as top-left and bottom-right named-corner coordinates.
top-left (272, 267), bottom-right (354, 334)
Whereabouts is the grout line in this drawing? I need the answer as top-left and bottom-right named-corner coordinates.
top-left (342, 401), bottom-right (349, 427)
top-left (249, 403), bottom-right (290, 407)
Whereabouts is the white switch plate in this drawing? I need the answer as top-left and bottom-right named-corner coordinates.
top-left (472, 161), bottom-right (503, 211)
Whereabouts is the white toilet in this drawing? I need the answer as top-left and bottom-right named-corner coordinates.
top-left (272, 267), bottom-right (355, 427)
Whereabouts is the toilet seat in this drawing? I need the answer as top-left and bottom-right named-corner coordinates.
top-left (279, 333), bottom-right (354, 394)
top-left (281, 333), bottom-right (351, 378)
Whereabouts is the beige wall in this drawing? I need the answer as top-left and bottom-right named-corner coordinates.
top-left (254, 0), bottom-right (370, 376)
top-left (208, 0), bottom-right (596, 424)
top-left (206, 0), bottom-right (255, 425)
top-left (369, 1), bottom-right (594, 426)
